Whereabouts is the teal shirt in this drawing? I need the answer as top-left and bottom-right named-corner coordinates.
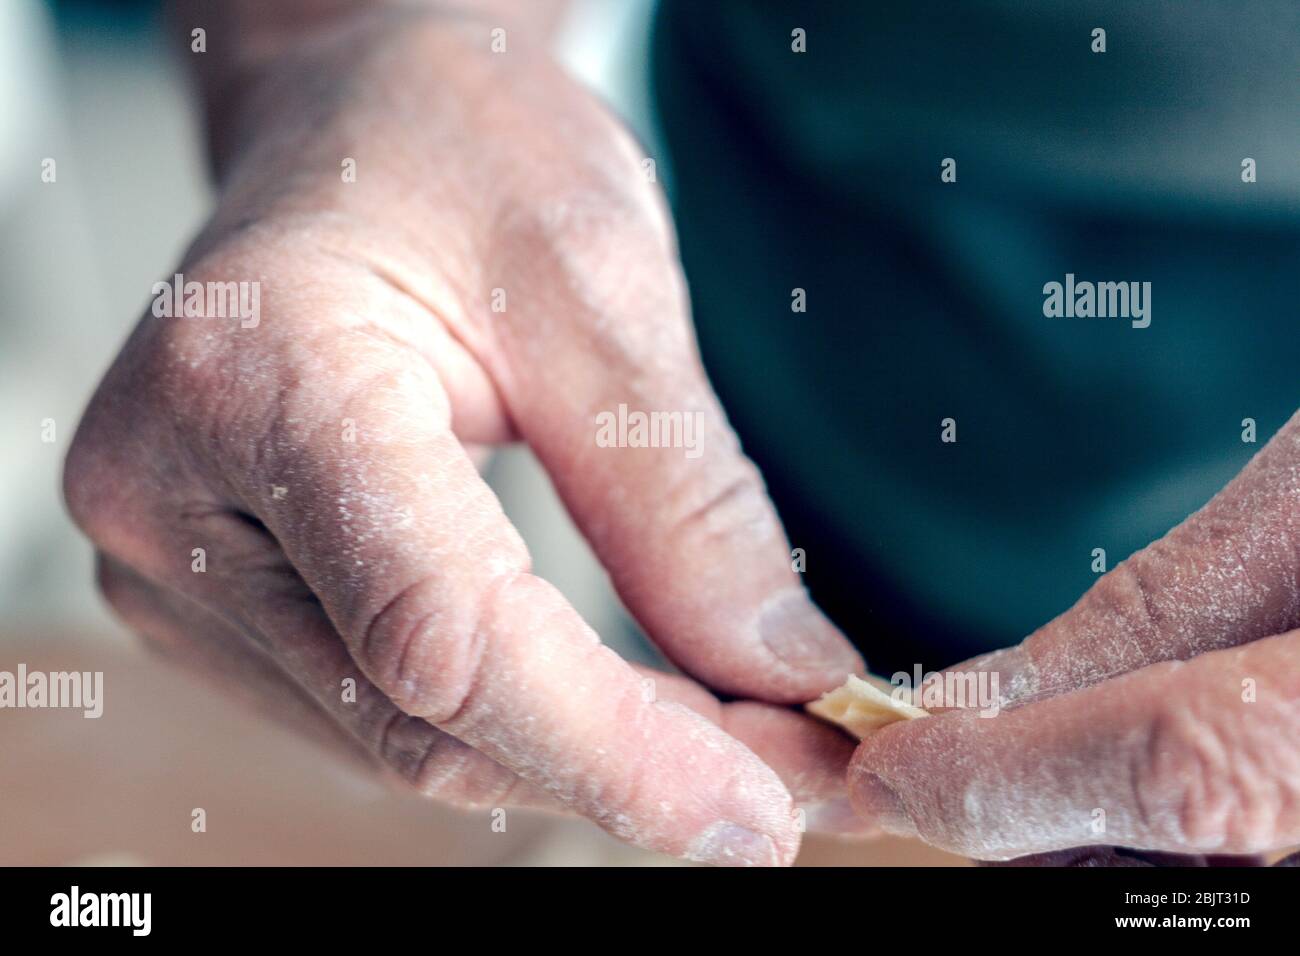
top-left (652, 0), bottom-right (1300, 670)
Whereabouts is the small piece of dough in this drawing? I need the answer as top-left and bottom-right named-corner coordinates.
top-left (805, 674), bottom-right (928, 739)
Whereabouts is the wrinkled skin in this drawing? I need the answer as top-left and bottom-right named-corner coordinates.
top-left (850, 412), bottom-right (1300, 863)
top-left (64, 11), bottom-right (867, 866)
top-left (66, 4), bottom-right (1299, 868)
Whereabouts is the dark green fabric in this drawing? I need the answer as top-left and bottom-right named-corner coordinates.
top-left (652, 0), bottom-right (1300, 671)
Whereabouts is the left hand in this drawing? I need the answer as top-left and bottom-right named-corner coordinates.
top-left (66, 7), bottom-right (868, 862)
top-left (847, 410), bottom-right (1300, 862)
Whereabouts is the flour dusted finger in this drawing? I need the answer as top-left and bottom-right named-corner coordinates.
top-left (850, 631), bottom-right (1300, 860)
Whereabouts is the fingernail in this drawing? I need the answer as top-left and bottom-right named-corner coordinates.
top-left (851, 772), bottom-right (916, 837)
top-left (759, 590), bottom-right (860, 678)
top-left (686, 823), bottom-right (780, 867)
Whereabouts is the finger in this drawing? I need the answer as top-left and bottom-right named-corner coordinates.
top-left (850, 630), bottom-right (1300, 860)
top-left (107, 528), bottom-right (857, 835)
top-left (105, 513), bottom-right (850, 834)
top-left (945, 411), bottom-right (1300, 708)
top-left (722, 700), bottom-right (872, 835)
top-left (487, 178), bottom-right (861, 702)
top-left (81, 444), bottom-right (840, 848)
top-left (634, 668), bottom-right (871, 835)
top-left (186, 301), bottom-right (802, 865)
top-left (95, 552), bottom-right (562, 812)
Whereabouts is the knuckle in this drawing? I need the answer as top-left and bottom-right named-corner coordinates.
top-left (132, 248), bottom-right (357, 490)
top-left (371, 703), bottom-right (512, 809)
top-left (1129, 706), bottom-right (1209, 846)
top-left (409, 737), bottom-right (512, 809)
top-left (1089, 557), bottom-right (1163, 652)
top-left (1130, 700), bottom-right (1271, 851)
top-left (64, 308), bottom-right (229, 547)
top-left (359, 570), bottom-right (520, 723)
top-left (360, 692), bottom-right (445, 789)
top-left (668, 457), bottom-right (776, 549)
top-left (404, 733), bottom-right (471, 799)
top-left (374, 708), bottom-right (432, 783)
top-left (224, 335), bottom-right (442, 499)
top-left (357, 576), bottom-right (460, 715)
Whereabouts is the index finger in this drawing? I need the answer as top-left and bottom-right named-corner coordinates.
top-left (851, 630), bottom-right (1300, 859)
top-left (485, 170), bottom-right (862, 703)
top-left (206, 321), bottom-right (801, 865)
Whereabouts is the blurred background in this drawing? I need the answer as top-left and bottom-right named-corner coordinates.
top-left (0, 0), bottom-right (956, 866)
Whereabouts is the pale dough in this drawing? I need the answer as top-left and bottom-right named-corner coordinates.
top-left (805, 674), bottom-right (928, 739)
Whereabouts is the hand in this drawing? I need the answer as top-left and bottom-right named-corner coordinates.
top-left (64, 9), bottom-right (863, 865)
top-left (848, 411), bottom-right (1300, 861)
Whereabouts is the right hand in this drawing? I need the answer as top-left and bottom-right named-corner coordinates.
top-left (64, 8), bottom-right (864, 865)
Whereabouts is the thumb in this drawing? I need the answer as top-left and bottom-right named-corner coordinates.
top-left (485, 176), bottom-right (862, 702)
